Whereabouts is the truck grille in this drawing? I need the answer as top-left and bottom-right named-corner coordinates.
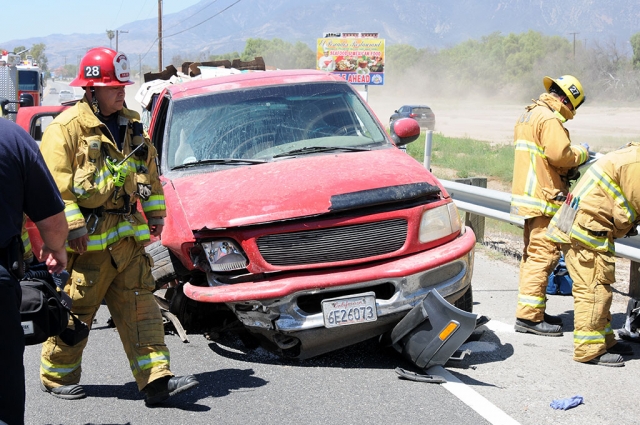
top-left (257, 219), bottom-right (407, 266)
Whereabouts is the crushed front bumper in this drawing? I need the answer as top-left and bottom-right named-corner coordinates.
top-left (184, 228), bottom-right (475, 333)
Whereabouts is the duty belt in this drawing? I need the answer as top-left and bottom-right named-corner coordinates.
top-left (79, 202), bottom-right (138, 218)
top-left (80, 203), bottom-right (138, 234)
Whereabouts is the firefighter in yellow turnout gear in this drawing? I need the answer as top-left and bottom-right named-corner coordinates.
top-left (511, 75), bottom-right (589, 336)
top-left (547, 144), bottom-right (640, 366)
top-left (38, 47), bottom-right (198, 404)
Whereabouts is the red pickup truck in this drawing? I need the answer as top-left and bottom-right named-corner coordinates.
top-left (17, 68), bottom-right (476, 360)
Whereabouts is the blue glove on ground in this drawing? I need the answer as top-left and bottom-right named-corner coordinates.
top-left (550, 395), bottom-right (584, 410)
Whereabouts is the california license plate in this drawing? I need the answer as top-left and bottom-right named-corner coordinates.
top-left (322, 292), bottom-right (377, 328)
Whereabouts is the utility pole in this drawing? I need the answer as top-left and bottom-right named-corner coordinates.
top-left (158, 0), bottom-right (163, 72)
top-left (115, 30), bottom-right (129, 52)
top-left (569, 32), bottom-right (579, 59)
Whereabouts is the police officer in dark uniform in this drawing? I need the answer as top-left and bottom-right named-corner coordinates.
top-left (0, 118), bottom-right (68, 425)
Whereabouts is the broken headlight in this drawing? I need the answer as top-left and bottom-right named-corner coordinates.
top-left (200, 240), bottom-right (248, 272)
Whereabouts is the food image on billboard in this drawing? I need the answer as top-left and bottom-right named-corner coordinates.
top-left (316, 37), bottom-right (385, 86)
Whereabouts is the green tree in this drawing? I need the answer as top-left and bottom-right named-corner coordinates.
top-left (386, 44), bottom-right (421, 71)
top-left (55, 64), bottom-right (78, 79)
top-left (208, 52), bottom-right (242, 61)
top-left (12, 45), bottom-right (26, 55)
top-left (291, 41), bottom-right (315, 69)
top-left (241, 38), bottom-right (314, 69)
top-left (30, 43), bottom-right (48, 72)
top-left (9, 43), bottom-right (48, 71)
top-left (106, 30), bottom-right (115, 49)
top-left (631, 32), bottom-right (640, 68)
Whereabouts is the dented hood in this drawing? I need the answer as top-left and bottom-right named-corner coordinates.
top-left (167, 148), bottom-right (443, 230)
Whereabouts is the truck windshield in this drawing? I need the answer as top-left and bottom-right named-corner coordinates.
top-left (18, 70), bottom-right (39, 91)
top-left (166, 81), bottom-right (389, 169)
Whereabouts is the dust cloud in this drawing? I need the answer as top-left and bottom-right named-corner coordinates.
top-left (367, 68), bottom-right (640, 151)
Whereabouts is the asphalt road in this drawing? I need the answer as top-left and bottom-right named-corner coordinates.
top-left (24, 303), bottom-right (490, 425)
top-left (21, 244), bottom-right (640, 425)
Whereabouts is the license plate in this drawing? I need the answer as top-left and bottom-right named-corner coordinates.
top-left (322, 292), bottom-right (377, 328)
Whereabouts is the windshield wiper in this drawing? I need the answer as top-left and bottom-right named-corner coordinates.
top-left (272, 146), bottom-right (370, 158)
top-left (172, 158), bottom-right (266, 170)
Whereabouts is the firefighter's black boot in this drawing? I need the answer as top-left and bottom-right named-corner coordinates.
top-left (608, 341), bottom-right (634, 355)
top-left (585, 352), bottom-right (625, 367)
top-left (144, 375), bottom-right (199, 406)
top-left (514, 319), bottom-right (563, 336)
top-left (40, 382), bottom-right (86, 400)
top-left (543, 313), bottom-right (563, 326)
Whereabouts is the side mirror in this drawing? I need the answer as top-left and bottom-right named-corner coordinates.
top-left (19, 93), bottom-right (34, 107)
top-left (0, 97), bottom-right (14, 116)
top-left (390, 118), bottom-right (421, 147)
top-left (0, 97), bottom-right (8, 115)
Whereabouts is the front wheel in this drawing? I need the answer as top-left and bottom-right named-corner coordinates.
top-left (453, 285), bottom-right (473, 313)
top-left (145, 241), bottom-right (187, 286)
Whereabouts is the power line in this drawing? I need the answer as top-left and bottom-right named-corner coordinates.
top-left (111, 0), bottom-right (126, 31)
top-left (138, 0), bottom-right (242, 64)
top-left (163, 0), bottom-right (221, 33)
top-left (164, 0), bottom-right (242, 39)
top-left (135, 0), bottom-right (151, 21)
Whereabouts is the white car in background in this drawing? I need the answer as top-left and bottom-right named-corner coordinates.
top-left (58, 89), bottom-right (74, 103)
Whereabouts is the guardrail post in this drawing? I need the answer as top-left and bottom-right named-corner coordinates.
top-left (423, 130), bottom-right (433, 171)
top-left (454, 177), bottom-right (487, 243)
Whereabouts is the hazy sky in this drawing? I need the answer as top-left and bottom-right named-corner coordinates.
top-left (0, 0), bottom-right (203, 42)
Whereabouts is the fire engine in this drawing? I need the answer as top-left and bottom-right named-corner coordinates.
top-left (17, 54), bottom-right (45, 106)
top-left (0, 50), bottom-right (22, 120)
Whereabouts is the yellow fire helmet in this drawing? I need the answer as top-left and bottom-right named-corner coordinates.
top-left (543, 75), bottom-right (586, 111)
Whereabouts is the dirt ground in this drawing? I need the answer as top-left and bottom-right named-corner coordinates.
top-left (367, 91), bottom-right (640, 150)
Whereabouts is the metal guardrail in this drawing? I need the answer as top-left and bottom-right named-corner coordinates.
top-left (441, 179), bottom-right (640, 263)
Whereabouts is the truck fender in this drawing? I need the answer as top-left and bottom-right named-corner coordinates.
top-left (389, 289), bottom-right (477, 370)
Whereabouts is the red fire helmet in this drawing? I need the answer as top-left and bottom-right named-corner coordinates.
top-left (70, 47), bottom-right (134, 87)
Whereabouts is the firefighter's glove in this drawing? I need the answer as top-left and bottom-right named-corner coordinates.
top-left (106, 158), bottom-right (130, 188)
top-left (137, 183), bottom-right (152, 201)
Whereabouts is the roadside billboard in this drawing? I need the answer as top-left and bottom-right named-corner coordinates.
top-left (316, 33), bottom-right (385, 86)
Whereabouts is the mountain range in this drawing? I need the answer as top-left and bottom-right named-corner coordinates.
top-left (3, 0), bottom-right (640, 71)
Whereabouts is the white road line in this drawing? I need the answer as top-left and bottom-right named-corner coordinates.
top-left (483, 320), bottom-right (516, 334)
top-left (428, 365), bottom-right (521, 425)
